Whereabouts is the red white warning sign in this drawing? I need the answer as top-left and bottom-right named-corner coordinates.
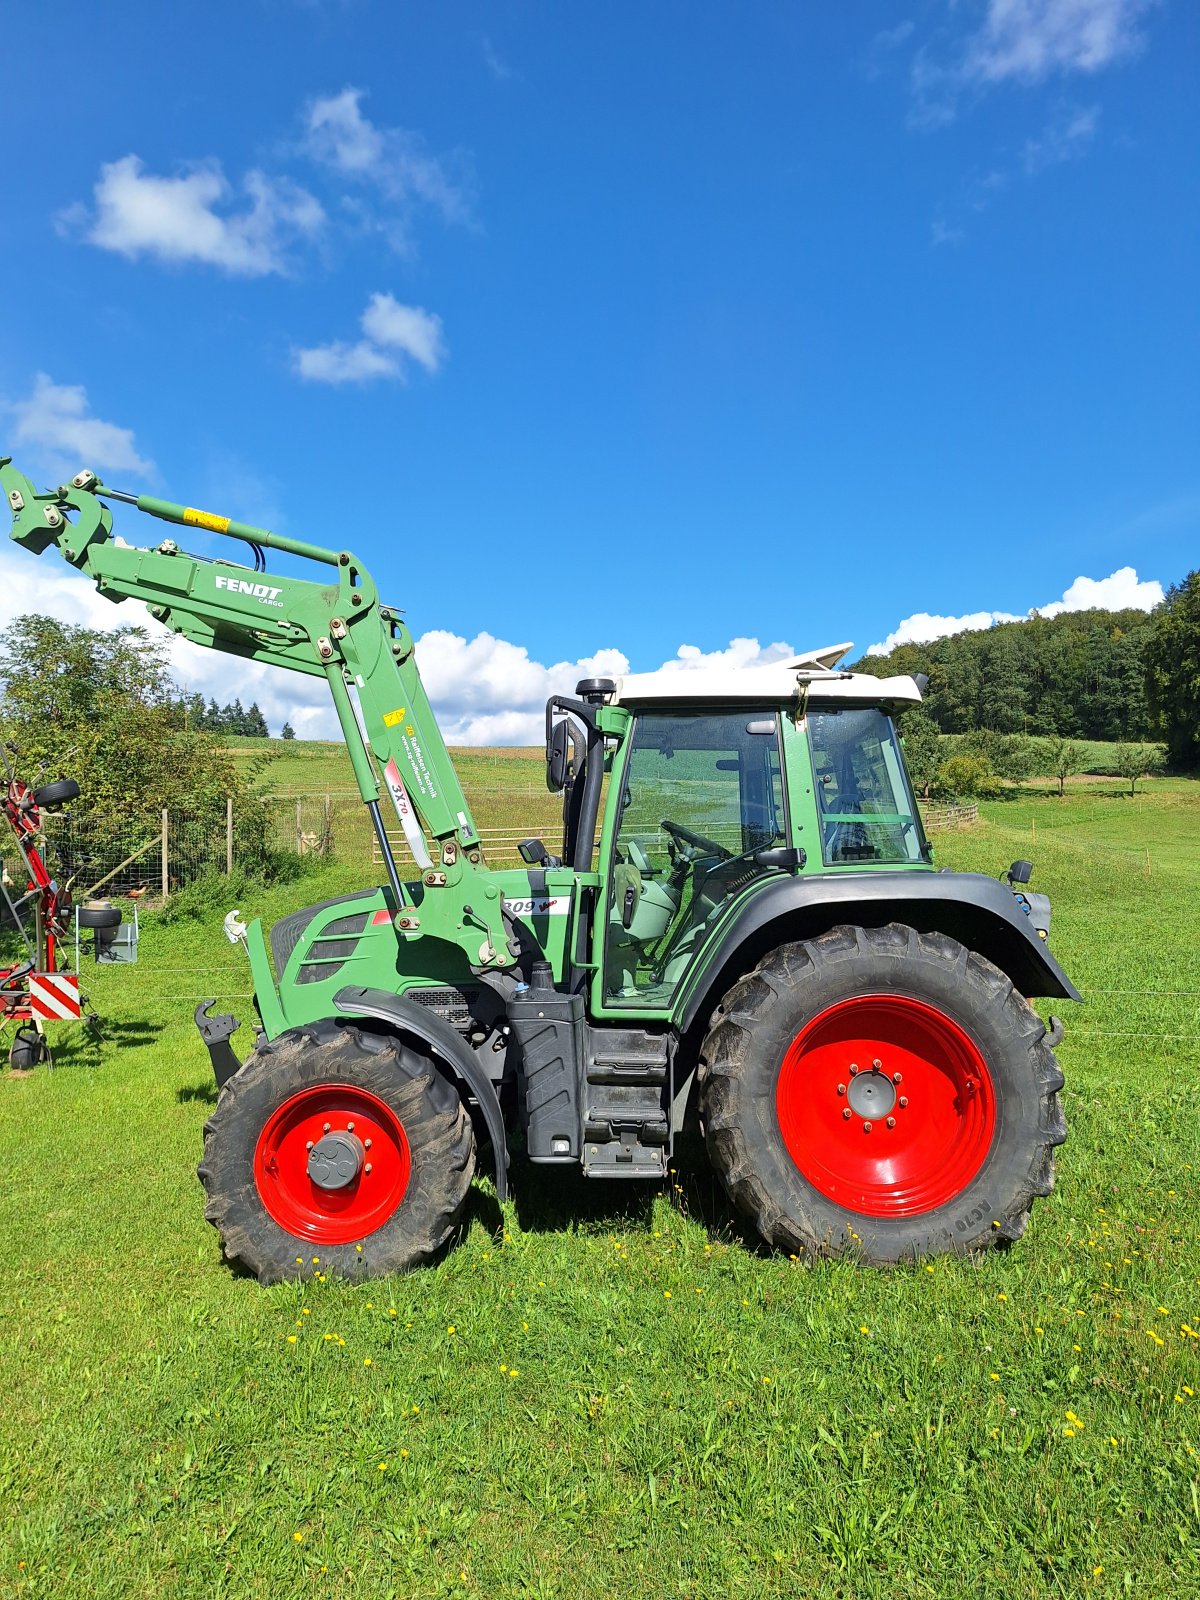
top-left (29, 973), bottom-right (81, 1020)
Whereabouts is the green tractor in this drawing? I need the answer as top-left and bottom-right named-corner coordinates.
top-left (3, 456), bottom-right (1076, 1279)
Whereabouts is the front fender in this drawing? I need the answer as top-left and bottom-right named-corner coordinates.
top-left (333, 985), bottom-right (508, 1202)
top-left (675, 869), bottom-right (1081, 1037)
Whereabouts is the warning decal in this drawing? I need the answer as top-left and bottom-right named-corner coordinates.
top-left (29, 973), bottom-right (81, 1020)
top-left (183, 507), bottom-right (232, 534)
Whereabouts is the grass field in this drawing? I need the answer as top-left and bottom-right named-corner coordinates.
top-left (1, 774), bottom-right (1197, 1598)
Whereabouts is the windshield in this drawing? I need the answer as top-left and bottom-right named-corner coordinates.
top-left (806, 706), bottom-right (927, 867)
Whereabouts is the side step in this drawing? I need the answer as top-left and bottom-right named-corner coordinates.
top-left (582, 1028), bottom-right (671, 1179)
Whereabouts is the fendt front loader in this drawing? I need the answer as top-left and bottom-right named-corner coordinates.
top-left (3, 456), bottom-right (1078, 1279)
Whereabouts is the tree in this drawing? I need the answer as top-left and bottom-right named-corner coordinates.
top-left (245, 702), bottom-right (269, 738)
top-left (1114, 743), bottom-right (1163, 797)
top-left (280, 721), bottom-right (296, 740)
top-left (897, 707), bottom-right (941, 798)
top-left (1144, 569), bottom-right (1200, 771)
top-left (1048, 738), bottom-right (1084, 798)
top-left (933, 753), bottom-right (1001, 801)
top-left (0, 614), bottom-right (245, 835)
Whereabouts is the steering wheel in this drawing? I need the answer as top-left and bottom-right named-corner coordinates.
top-left (661, 818), bottom-right (732, 861)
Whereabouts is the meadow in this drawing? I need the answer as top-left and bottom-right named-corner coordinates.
top-left (1, 764), bottom-right (1197, 1599)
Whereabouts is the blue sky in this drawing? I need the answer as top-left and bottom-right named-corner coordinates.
top-left (1, 0), bottom-right (1196, 740)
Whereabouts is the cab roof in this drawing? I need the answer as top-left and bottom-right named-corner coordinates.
top-left (611, 643), bottom-right (924, 709)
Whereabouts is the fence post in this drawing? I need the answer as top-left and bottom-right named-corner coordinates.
top-left (226, 795), bottom-right (234, 875)
top-left (161, 808), bottom-right (169, 901)
top-left (296, 798), bottom-right (303, 853)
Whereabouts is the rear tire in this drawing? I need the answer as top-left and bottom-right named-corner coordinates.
top-left (198, 1019), bottom-right (476, 1282)
top-left (699, 924), bottom-right (1066, 1263)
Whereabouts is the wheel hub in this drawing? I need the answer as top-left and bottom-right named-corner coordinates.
top-left (307, 1130), bottom-right (364, 1190)
top-left (846, 1069), bottom-right (896, 1119)
top-left (253, 1083), bottom-right (412, 1244)
top-left (776, 994), bottom-right (996, 1217)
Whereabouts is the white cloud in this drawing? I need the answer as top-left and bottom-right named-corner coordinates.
top-left (1037, 565), bottom-right (1164, 616)
top-left (909, 0), bottom-right (1154, 126)
top-left (478, 35), bottom-right (514, 82)
top-left (868, 566), bottom-right (1165, 654)
top-left (8, 374), bottom-right (154, 480)
top-left (306, 87), bottom-right (386, 174)
top-left (294, 293), bottom-right (446, 385)
top-left (931, 217), bottom-right (966, 247)
top-left (293, 341), bottom-right (399, 385)
top-left (360, 294), bottom-right (445, 372)
top-left (304, 88), bottom-right (473, 231)
top-left (67, 154), bottom-right (323, 276)
top-left (1023, 102), bottom-right (1100, 169)
top-left (966, 0), bottom-right (1154, 84)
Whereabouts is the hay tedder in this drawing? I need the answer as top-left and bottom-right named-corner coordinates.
top-left (3, 453), bottom-right (1077, 1278)
top-left (0, 745), bottom-right (123, 1067)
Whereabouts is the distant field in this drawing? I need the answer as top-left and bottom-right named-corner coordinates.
top-left (1, 768), bottom-right (1197, 1597)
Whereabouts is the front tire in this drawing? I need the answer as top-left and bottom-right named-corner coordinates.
top-left (699, 925), bottom-right (1066, 1263)
top-left (198, 1020), bottom-right (476, 1282)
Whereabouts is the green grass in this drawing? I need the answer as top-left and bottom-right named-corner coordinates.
top-left (1, 780), bottom-right (1197, 1598)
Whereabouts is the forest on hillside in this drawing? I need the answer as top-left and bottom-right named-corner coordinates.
top-left (854, 568), bottom-right (1199, 770)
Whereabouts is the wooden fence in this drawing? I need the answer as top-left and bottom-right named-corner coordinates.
top-left (918, 801), bottom-right (980, 832)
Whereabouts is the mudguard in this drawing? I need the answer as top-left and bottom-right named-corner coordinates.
top-left (676, 869), bottom-right (1081, 1037)
top-left (333, 985), bottom-right (508, 1201)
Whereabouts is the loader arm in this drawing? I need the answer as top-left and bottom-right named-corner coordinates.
top-left (1, 457), bottom-right (517, 971)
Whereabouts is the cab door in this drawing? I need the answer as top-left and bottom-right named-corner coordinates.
top-left (591, 706), bottom-right (789, 1017)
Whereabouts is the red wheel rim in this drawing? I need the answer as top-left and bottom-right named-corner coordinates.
top-left (776, 995), bottom-right (996, 1217)
top-left (254, 1084), bottom-right (412, 1244)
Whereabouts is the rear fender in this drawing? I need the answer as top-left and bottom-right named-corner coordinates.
top-left (675, 869), bottom-right (1081, 1041)
top-left (333, 985), bottom-right (508, 1201)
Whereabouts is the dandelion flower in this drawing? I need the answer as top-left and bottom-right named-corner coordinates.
top-left (364, 1358), bottom-right (372, 1367)
top-left (447, 1324), bottom-right (456, 1335)
top-left (378, 1461), bottom-right (387, 1471)
top-left (293, 1532), bottom-right (304, 1543)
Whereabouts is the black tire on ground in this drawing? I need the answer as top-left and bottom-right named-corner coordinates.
top-left (9, 1027), bottom-right (49, 1071)
top-left (32, 778), bottom-right (81, 809)
top-left (77, 905), bottom-right (121, 930)
top-left (699, 924), bottom-right (1067, 1264)
top-left (198, 1019), bottom-right (476, 1283)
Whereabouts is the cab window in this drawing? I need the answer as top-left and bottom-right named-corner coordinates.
top-left (806, 706), bottom-right (926, 866)
top-left (603, 709), bottom-right (786, 1007)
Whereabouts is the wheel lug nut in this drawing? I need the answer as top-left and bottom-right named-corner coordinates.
top-left (849, 1063), bottom-right (859, 1076)
top-left (898, 1096), bottom-right (908, 1108)
top-left (886, 1116), bottom-right (896, 1129)
top-left (364, 1138), bottom-right (372, 1149)
top-left (364, 1162), bottom-right (373, 1174)
top-left (862, 1121), bottom-right (872, 1134)
top-left (892, 1072), bottom-right (902, 1084)
top-left (836, 1083), bottom-right (846, 1096)
top-left (842, 1108), bottom-right (852, 1120)
top-left (306, 1140), bottom-right (314, 1151)
top-left (347, 1121), bottom-right (355, 1131)
top-left (323, 1122), bottom-right (331, 1132)
top-left (872, 1059), bottom-right (881, 1070)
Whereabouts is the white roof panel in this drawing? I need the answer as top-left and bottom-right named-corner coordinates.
top-left (612, 645), bottom-right (923, 708)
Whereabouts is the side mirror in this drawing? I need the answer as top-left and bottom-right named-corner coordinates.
top-left (1007, 859), bottom-right (1033, 886)
top-left (518, 838), bottom-right (549, 866)
top-left (754, 846), bottom-right (804, 871)
top-left (546, 718), bottom-right (573, 792)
